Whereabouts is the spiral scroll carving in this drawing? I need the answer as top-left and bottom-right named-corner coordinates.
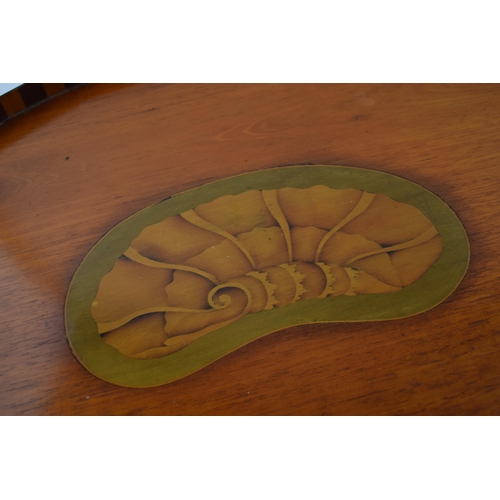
top-left (91, 185), bottom-right (443, 359)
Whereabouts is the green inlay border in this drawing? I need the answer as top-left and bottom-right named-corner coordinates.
top-left (65, 165), bottom-right (470, 387)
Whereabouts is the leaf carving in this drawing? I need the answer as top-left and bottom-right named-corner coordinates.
top-left (92, 185), bottom-right (444, 359)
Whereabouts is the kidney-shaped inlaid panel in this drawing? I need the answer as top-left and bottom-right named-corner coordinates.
top-left (65, 166), bottom-right (469, 387)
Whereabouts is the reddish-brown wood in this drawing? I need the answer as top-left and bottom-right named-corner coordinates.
top-left (1, 83), bottom-right (499, 415)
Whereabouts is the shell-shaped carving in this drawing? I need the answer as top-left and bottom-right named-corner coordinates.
top-left (65, 165), bottom-right (469, 387)
top-left (92, 185), bottom-right (444, 359)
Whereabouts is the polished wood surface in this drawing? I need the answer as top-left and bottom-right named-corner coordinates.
top-left (1, 83), bottom-right (499, 414)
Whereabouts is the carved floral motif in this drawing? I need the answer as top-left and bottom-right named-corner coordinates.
top-left (92, 186), bottom-right (443, 359)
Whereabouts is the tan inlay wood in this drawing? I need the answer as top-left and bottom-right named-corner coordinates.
top-left (91, 185), bottom-right (445, 361)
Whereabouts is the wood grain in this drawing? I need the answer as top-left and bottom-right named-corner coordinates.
top-left (1, 83), bottom-right (499, 415)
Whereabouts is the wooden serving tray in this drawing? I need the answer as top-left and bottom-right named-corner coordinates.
top-left (1, 84), bottom-right (499, 415)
